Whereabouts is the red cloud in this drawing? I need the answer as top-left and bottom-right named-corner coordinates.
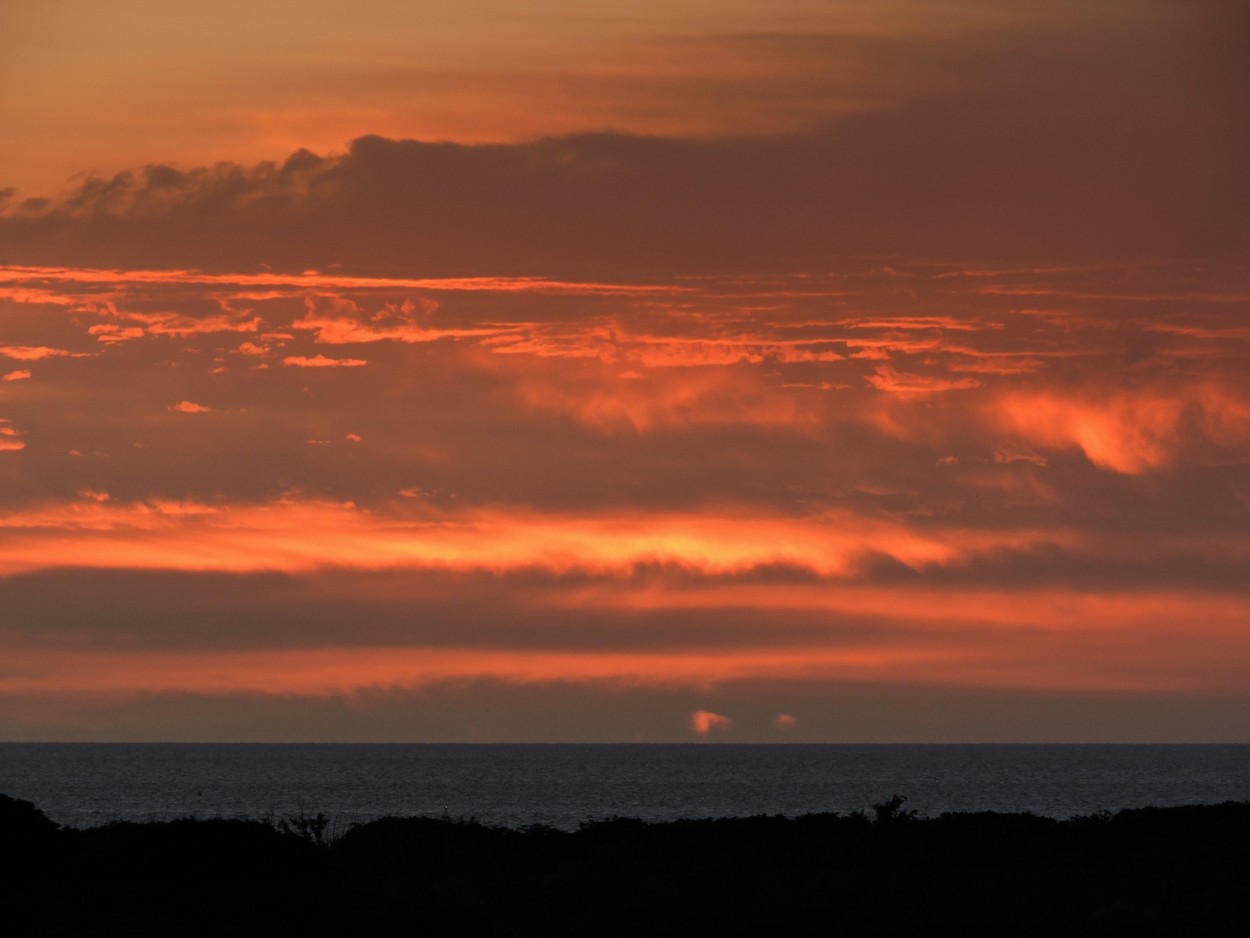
top-left (867, 365), bottom-right (980, 397)
top-left (282, 355), bottom-right (368, 368)
top-left (995, 385), bottom-right (1250, 474)
top-left (0, 419), bottom-right (25, 451)
top-left (0, 345), bottom-right (78, 361)
top-left (293, 294), bottom-right (511, 346)
top-left (689, 710), bottom-right (731, 736)
top-left (0, 498), bottom-right (1001, 578)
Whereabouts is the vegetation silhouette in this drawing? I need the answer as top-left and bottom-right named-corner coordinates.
top-left (4, 792), bottom-right (1250, 935)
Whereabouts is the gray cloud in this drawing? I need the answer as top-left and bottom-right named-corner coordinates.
top-left (2, 6), bottom-right (1245, 276)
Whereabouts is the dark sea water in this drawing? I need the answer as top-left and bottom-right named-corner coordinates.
top-left (2, 743), bottom-right (1248, 831)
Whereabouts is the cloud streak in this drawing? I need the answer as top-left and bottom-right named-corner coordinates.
top-left (0, 498), bottom-right (1045, 578)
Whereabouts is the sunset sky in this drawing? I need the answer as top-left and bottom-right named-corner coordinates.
top-left (2, 0), bottom-right (1248, 741)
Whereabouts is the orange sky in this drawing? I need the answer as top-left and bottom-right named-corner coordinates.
top-left (1, 1), bottom-right (1248, 741)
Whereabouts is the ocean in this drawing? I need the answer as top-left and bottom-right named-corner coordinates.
top-left (2, 743), bottom-right (1248, 831)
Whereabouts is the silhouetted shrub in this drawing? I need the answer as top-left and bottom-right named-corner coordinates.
top-left (277, 808), bottom-right (334, 847)
top-left (73, 817), bottom-right (323, 878)
top-left (6, 793), bottom-right (1250, 936)
top-left (872, 793), bottom-right (918, 824)
top-left (0, 793), bottom-right (63, 876)
top-left (333, 815), bottom-right (513, 872)
top-left (0, 793), bottom-right (60, 841)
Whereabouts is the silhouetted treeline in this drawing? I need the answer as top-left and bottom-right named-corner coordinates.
top-left (5, 792), bottom-right (1250, 936)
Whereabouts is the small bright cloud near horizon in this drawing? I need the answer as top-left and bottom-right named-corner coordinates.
top-left (0, 0), bottom-right (1248, 742)
top-left (690, 712), bottom-right (732, 737)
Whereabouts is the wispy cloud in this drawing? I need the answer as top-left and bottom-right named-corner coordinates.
top-left (282, 355), bottom-right (368, 368)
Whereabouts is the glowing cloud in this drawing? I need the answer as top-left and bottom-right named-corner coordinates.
top-left (0, 345), bottom-right (77, 361)
top-left (169, 401), bottom-right (213, 414)
top-left (282, 355), bottom-right (369, 368)
top-left (995, 385), bottom-right (1250, 474)
top-left (0, 498), bottom-right (1038, 579)
top-left (867, 366), bottom-right (981, 397)
top-left (0, 419), bottom-right (25, 451)
top-left (689, 710), bottom-right (732, 736)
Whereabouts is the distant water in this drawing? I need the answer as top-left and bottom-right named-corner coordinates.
top-left (2, 744), bottom-right (1249, 831)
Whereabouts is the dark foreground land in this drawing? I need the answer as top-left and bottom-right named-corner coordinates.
top-left (5, 794), bottom-right (1250, 937)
